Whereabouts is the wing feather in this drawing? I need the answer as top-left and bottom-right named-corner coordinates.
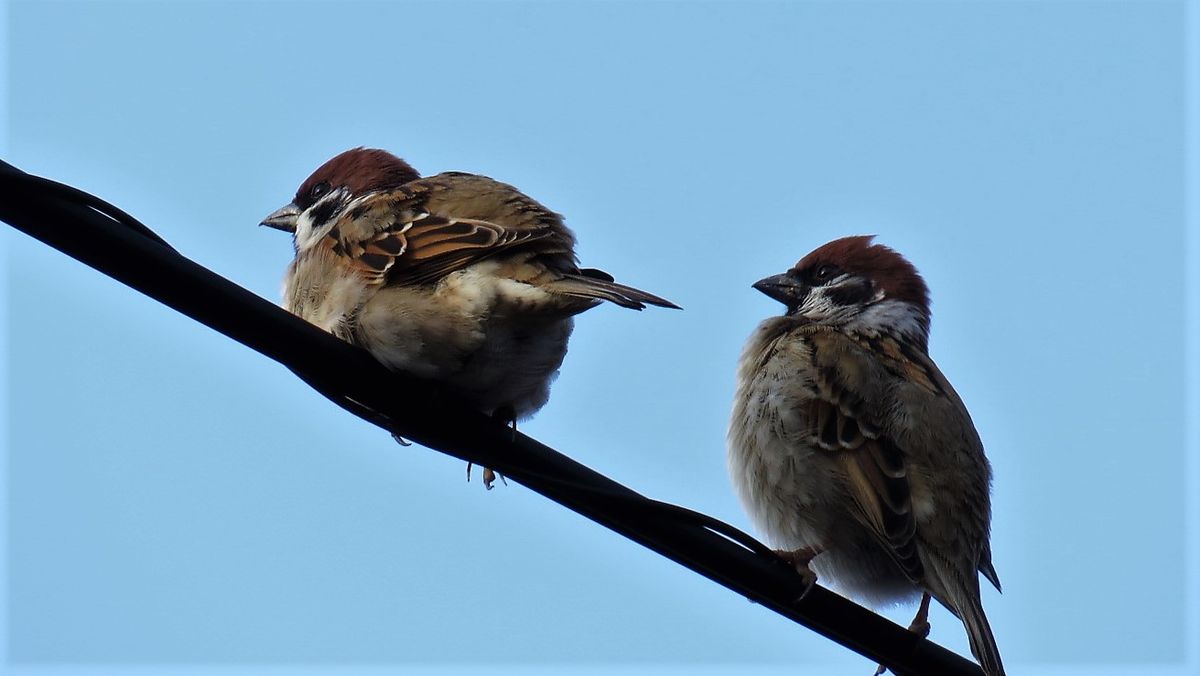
top-left (804, 329), bottom-right (925, 583)
top-left (322, 172), bottom-right (676, 309)
top-left (325, 174), bottom-right (564, 287)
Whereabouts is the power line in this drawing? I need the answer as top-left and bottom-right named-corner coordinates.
top-left (0, 158), bottom-right (982, 675)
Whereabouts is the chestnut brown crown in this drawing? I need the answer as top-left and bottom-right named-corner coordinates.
top-left (792, 235), bottom-right (930, 317)
top-left (294, 147), bottom-right (420, 210)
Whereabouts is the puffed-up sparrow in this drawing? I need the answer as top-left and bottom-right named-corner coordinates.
top-left (728, 236), bottom-right (1004, 675)
top-left (263, 148), bottom-right (678, 487)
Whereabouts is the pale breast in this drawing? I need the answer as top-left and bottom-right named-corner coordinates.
top-left (727, 320), bottom-right (838, 550)
top-left (283, 250), bottom-right (373, 340)
top-left (354, 260), bottom-right (575, 419)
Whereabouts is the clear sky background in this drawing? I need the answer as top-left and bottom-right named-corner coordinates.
top-left (2, 1), bottom-right (1198, 675)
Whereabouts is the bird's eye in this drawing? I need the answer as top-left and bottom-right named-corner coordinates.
top-left (813, 264), bottom-right (841, 283)
top-left (309, 181), bottom-right (331, 200)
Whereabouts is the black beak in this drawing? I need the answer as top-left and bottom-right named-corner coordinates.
top-left (260, 203), bottom-right (301, 232)
top-left (752, 273), bottom-right (807, 307)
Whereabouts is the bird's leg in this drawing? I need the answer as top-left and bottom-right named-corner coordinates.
top-left (391, 433), bottom-right (412, 446)
top-left (470, 406), bottom-right (517, 490)
top-left (465, 462), bottom-right (506, 489)
top-left (908, 591), bottom-right (932, 637)
top-left (774, 546), bottom-right (821, 599)
top-left (481, 467), bottom-right (501, 490)
top-left (874, 592), bottom-right (932, 676)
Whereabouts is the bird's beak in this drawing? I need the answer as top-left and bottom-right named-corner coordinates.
top-left (752, 273), bottom-right (807, 307)
top-left (260, 203), bottom-right (301, 232)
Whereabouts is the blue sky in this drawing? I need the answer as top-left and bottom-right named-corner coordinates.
top-left (3, 1), bottom-right (1198, 674)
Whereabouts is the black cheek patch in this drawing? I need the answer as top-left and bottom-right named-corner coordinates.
top-left (310, 200), bottom-right (340, 229)
top-left (827, 279), bottom-right (875, 307)
top-left (781, 288), bottom-right (811, 316)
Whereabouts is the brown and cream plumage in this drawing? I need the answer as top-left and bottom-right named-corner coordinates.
top-left (263, 148), bottom-right (676, 486)
top-left (728, 236), bottom-right (1003, 675)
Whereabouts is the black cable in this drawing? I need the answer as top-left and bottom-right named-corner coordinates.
top-left (0, 158), bottom-right (983, 676)
top-left (3, 168), bottom-right (177, 250)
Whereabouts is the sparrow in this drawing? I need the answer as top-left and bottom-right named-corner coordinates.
top-left (727, 236), bottom-right (1004, 676)
top-left (262, 148), bottom-right (678, 487)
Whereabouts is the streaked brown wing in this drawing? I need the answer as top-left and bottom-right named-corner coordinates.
top-left (326, 173), bottom-right (569, 287)
top-left (804, 328), bottom-right (927, 583)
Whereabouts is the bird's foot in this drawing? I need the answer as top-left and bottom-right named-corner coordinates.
top-left (774, 547), bottom-right (820, 600)
top-left (874, 592), bottom-right (932, 675)
top-left (464, 406), bottom-right (520, 490)
top-left (466, 462), bottom-right (507, 490)
top-left (482, 467), bottom-right (507, 490)
top-left (467, 406), bottom-right (516, 489)
top-left (906, 591), bottom-right (933, 638)
top-left (391, 433), bottom-right (412, 446)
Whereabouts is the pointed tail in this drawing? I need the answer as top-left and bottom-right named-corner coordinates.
top-left (959, 592), bottom-right (1005, 676)
top-left (549, 270), bottom-right (680, 310)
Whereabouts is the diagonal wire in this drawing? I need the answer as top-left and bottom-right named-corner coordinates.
top-left (0, 158), bottom-right (982, 676)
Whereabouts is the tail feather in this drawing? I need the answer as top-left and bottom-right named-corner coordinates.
top-left (979, 540), bottom-right (1002, 592)
top-left (979, 557), bottom-right (1002, 593)
top-left (549, 272), bottom-right (680, 310)
top-left (959, 592), bottom-right (1005, 676)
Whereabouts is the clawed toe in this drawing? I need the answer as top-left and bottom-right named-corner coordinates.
top-left (774, 547), bottom-right (820, 601)
top-left (874, 592), bottom-right (933, 675)
top-left (467, 462), bottom-right (507, 490)
top-left (907, 592), bottom-right (932, 638)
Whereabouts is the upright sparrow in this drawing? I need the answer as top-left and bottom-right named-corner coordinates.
top-left (263, 148), bottom-right (677, 486)
top-left (728, 236), bottom-right (1004, 675)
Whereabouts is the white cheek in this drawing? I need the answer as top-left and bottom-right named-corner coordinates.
top-left (847, 299), bottom-right (928, 342)
top-left (799, 288), bottom-right (839, 319)
top-left (295, 190), bottom-right (355, 251)
top-left (294, 211), bottom-right (322, 250)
